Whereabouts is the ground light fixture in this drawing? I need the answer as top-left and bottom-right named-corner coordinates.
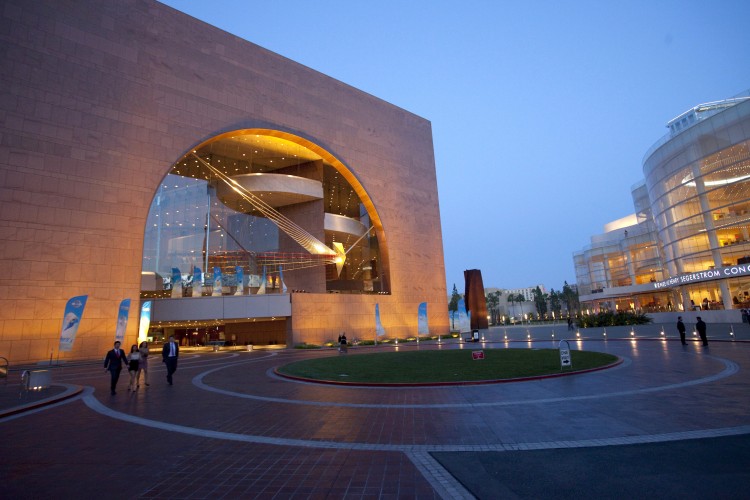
top-left (730, 325), bottom-right (735, 340)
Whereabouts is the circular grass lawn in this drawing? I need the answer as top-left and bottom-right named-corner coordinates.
top-left (276, 348), bottom-right (619, 385)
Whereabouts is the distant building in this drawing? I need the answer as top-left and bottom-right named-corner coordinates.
top-left (504, 285), bottom-right (546, 303)
top-left (488, 285), bottom-right (546, 318)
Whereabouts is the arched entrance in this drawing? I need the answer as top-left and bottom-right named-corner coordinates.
top-left (140, 130), bottom-right (390, 346)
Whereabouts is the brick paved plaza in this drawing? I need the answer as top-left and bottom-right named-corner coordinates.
top-left (2, 324), bottom-right (750, 499)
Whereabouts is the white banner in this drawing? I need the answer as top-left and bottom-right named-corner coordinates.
top-left (58, 295), bottom-right (88, 352)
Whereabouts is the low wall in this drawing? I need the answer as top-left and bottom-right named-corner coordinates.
top-left (648, 309), bottom-right (743, 324)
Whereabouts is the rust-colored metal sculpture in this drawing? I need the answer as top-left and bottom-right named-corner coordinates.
top-left (464, 269), bottom-right (489, 330)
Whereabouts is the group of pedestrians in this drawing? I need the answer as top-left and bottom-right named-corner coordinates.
top-left (676, 316), bottom-right (709, 346)
top-left (103, 335), bottom-right (180, 395)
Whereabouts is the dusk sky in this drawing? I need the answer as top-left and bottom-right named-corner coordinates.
top-left (159, 0), bottom-right (750, 294)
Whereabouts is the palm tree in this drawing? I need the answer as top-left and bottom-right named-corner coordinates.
top-left (485, 291), bottom-right (501, 325)
top-left (533, 286), bottom-right (548, 318)
top-left (507, 294), bottom-right (516, 321)
top-left (562, 281), bottom-right (579, 316)
top-left (516, 293), bottom-right (526, 322)
top-left (549, 288), bottom-right (562, 318)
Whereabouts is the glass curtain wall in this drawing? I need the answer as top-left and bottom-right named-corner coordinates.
top-left (646, 98), bottom-right (750, 310)
top-left (142, 131), bottom-right (387, 296)
top-left (649, 140), bottom-right (750, 277)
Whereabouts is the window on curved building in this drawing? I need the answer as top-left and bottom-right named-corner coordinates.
top-left (142, 131), bottom-right (388, 297)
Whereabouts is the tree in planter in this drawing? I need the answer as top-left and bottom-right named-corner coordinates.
top-left (448, 284), bottom-right (462, 330)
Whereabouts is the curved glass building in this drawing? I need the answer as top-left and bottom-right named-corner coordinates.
top-left (645, 95), bottom-right (750, 311)
top-left (576, 92), bottom-right (750, 317)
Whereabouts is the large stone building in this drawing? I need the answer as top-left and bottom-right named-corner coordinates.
top-left (0, 0), bottom-right (449, 363)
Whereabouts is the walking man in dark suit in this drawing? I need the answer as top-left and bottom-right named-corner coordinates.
top-left (104, 340), bottom-right (128, 395)
top-left (162, 335), bottom-right (179, 385)
top-left (696, 316), bottom-right (709, 346)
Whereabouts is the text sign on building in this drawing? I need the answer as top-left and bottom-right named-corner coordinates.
top-left (472, 350), bottom-right (485, 360)
top-left (653, 263), bottom-right (750, 290)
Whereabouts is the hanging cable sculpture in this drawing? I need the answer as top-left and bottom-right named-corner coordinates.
top-left (191, 153), bottom-right (372, 276)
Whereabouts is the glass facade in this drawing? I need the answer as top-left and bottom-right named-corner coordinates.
top-left (576, 93), bottom-right (750, 314)
top-left (644, 95), bottom-right (750, 310)
top-left (142, 131), bottom-right (388, 298)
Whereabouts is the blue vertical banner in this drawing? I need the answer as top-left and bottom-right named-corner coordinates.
top-left (457, 298), bottom-right (471, 332)
top-left (58, 295), bottom-right (88, 352)
top-left (192, 266), bottom-right (202, 297)
top-left (114, 298), bottom-right (130, 344)
top-left (278, 265), bottom-right (287, 293)
top-left (212, 266), bottom-right (223, 296)
top-left (257, 265), bottom-right (267, 295)
top-left (138, 301), bottom-right (152, 343)
top-left (234, 266), bottom-right (244, 296)
top-left (417, 302), bottom-right (429, 335)
top-left (375, 303), bottom-right (386, 337)
top-left (170, 267), bottom-right (182, 298)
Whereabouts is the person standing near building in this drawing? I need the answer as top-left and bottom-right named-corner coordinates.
top-left (162, 335), bottom-right (179, 385)
top-left (339, 332), bottom-right (347, 354)
top-left (676, 316), bottom-right (687, 345)
top-left (103, 340), bottom-right (128, 395)
top-left (137, 341), bottom-right (150, 387)
top-left (127, 344), bottom-right (140, 391)
top-left (696, 316), bottom-right (709, 346)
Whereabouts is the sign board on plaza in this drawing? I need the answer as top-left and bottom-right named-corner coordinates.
top-left (472, 350), bottom-right (485, 360)
top-left (652, 263), bottom-right (750, 290)
top-left (559, 340), bottom-right (572, 369)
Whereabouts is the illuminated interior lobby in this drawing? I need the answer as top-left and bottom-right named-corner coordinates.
top-left (0, 0), bottom-right (449, 364)
top-left (575, 93), bottom-right (750, 319)
top-left (141, 131), bottom-right (393, 346)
